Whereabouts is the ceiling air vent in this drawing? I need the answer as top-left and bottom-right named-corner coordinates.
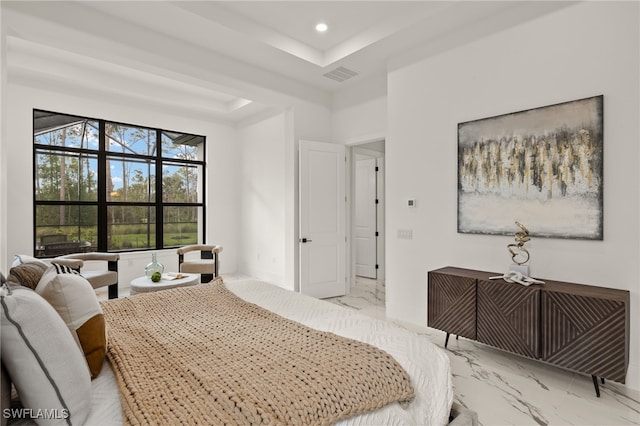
top-left (323, 66), bottom-right (358, 83)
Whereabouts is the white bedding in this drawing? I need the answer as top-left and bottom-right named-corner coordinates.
top-left (80, 279), bottom-right (452, 425)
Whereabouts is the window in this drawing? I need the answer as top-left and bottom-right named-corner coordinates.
top-left (33, 110), bottom-right (206, 257)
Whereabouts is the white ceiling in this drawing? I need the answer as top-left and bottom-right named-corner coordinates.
top-left (3, 1), bottom-right (575, 123)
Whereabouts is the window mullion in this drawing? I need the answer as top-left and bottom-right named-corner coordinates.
top-left (97, 120), bottom-right (108, 252)
top-left (155, 131), bottom-right (163, 249)
top-left (202, 141), bottom-right (206, 244)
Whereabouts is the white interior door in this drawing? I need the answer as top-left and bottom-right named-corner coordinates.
top-left (299, 140), bottom-right (346, 298)
top-left (355, 156), bottom-right (377, 278)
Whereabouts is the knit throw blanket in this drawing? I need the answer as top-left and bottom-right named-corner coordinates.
top-left (101, 280), bottom-right (415, 425)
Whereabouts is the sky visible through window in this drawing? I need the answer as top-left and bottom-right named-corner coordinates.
top-left (35, 120), bottom-right (198, 192)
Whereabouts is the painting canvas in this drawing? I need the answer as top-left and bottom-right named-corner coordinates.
top-left (457, 96), bottom-right (603, 240)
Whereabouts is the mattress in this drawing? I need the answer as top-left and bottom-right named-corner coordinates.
top-left (28, 279), bottom-right (453, 425)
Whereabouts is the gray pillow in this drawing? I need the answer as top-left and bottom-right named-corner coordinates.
top-left (0, 284), bottom-right (91, 425)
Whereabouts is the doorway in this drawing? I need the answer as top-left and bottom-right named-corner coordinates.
top-left (298, 140), bottom-right (346, 299)
top-left (348, 140), bottom-right (385, 312)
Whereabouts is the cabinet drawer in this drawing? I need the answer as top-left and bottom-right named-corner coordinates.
top-left (428, 271), bottom-right (476, 339)
top-left (477, 279), bottom-right (540, 358)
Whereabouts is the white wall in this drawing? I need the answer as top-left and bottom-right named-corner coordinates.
top-left (332, 74), bottom-right (387, 144)
top-left (237, 112), bottom-right (287, 285)
top-left (1, 81), bottom-right (240, 287)
top-left (235, 101), bottom-right (331, 292)
top-left (386, 2), bottom-right (639, 389)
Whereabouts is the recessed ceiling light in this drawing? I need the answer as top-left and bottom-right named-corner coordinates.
top-left (315, 22), bottom-right (328, 32)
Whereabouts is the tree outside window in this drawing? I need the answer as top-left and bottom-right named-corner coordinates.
top-left (33, 110), bottom-right (206, 257)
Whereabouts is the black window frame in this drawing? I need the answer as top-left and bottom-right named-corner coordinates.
top-left (33, 109), bottom-right (207, 257)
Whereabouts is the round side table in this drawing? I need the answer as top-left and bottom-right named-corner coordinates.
top-left (130, 273), bottom-right (199, 296)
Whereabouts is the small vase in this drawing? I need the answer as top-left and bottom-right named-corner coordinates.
top-left (145, 252), bottom-right (164, 279)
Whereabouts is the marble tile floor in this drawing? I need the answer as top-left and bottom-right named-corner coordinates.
top-left (99, 275), bottom-right (640, 425)
top-left (325, 276), bottom-right (387, 320)
top-left (326, 277), bottom-right (640, 426)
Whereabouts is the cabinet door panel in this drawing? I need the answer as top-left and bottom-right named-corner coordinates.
top-left (428, 272), bottom-right (476, 339)
top-left (477, 279), bottom-right (540, 358)
top-left (542, 291), bottom-right (627, 382)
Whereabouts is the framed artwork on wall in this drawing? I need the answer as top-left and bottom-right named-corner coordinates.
top-left (457, 95), bottom-right (603, 240)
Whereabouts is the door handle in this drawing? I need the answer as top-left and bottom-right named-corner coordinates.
top-left (300, 238), bottom-right (312, 243)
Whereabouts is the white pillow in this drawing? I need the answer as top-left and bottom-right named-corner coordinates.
top-left (37, 265), bottom-right (107, 379)
top-left (0, 284), bottom-right (91, 425)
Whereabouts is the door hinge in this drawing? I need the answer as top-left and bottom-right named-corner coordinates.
top-left (375, 264), bottom-right (379, 269)
top-left (375, 231), bottom-right (379, 237)
top-left (375, 199), bottom-right (379, 204)
top-left (375, 166), bottom-right (379, 172)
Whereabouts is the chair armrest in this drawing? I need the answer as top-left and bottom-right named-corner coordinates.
top-left (51, 258), bottom-right (84, 269)
top-left (56, 252), bottom-right (120, 262)
top-left (177, 245), bottom-right (223, 255)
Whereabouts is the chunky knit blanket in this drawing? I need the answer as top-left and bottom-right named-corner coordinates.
top-left (101, 279), bottom-right (415, 425)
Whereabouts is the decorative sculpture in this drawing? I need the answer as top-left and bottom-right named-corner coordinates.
top-left (489, 270), bottom-right (544, 286)
top-left (491, 221), bottom-right (544, 285)
top-left (507, 221), bottom-right (530, 265)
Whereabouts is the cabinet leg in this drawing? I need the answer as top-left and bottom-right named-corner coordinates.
top-left (592, 375), bottom-right (601, 398)
top-left (456, 335), bottom-right (459, 340)
top-left (445, 332), bottom-right (450, 348)
top-left (601, 378), bottom-right (605, 385)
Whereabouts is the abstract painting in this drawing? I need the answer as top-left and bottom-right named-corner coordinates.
top-left (457, 95), bottom-right (603, 240)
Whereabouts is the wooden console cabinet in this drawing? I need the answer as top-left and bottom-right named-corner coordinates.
top-left (428, 266), bottom-right (630, 397)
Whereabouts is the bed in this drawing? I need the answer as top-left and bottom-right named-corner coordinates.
top-left (2, 273), bottom-right (469, 425)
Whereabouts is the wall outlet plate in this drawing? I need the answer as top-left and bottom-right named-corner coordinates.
top-left (397, 229), bottom-right (413, 239)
